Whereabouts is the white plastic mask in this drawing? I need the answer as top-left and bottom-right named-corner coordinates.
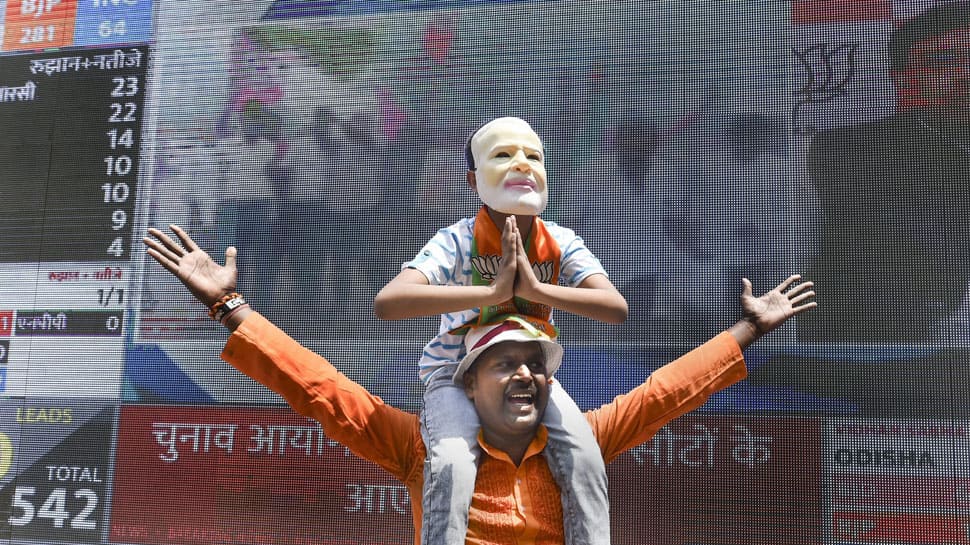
top-left (470, 117), bottom-right (548, 215)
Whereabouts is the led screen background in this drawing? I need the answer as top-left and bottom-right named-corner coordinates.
top-left (0, 0), bottom-right (968, 543)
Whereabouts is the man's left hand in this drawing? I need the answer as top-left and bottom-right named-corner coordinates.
top-left (740, 274), bottom-right (816, 336)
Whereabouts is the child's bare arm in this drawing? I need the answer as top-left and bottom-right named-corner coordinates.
top-left (374, 217), bottom-right (519, 320)
top-left (373, 269), bottom-right (503, 320)
top-left (512, 222), bottom-right (628, 324)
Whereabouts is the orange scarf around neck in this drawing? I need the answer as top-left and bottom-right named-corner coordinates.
top-left (452, 206), bottom-right (561, 336)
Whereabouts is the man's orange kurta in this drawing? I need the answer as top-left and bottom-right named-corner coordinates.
top-left (221, 313), bottom-right (746, 545)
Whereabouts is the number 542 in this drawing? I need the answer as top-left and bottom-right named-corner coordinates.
top-left (8, 486), bottom-right (98, 530)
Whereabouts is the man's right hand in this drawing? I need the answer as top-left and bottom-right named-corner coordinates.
top-left (143, 224), bottom-right (238, 308)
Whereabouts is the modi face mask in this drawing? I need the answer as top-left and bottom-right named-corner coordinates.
top-left (468, 117), bottom-right (548, 215)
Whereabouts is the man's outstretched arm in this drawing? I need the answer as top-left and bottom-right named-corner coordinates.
top-left (142, 225), bottom-right (422, 480)
top-left (589, 275), bottom-right (816, 461)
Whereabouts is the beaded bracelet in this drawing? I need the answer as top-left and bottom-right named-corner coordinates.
top-left (208, 292), bottom-right (243, 320)
top-left (212, 295), bottom-right (247, 324)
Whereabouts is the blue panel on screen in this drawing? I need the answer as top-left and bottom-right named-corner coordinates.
top-left (124, 344), bottom-right (215, 403)
top-left (74, 0), bottom-right (154, 47)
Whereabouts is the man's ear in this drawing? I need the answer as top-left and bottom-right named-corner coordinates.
top-left (467, 170), bottom-right (478, 193)
top-left (463, 372), bottom-right (476, 400)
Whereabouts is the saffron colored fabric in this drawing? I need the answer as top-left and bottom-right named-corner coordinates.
top-left (221, 313), bottom-right (747, 545)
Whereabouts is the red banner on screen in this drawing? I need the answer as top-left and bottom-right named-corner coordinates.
top-left (0, 312), bottom-right (11, 337)
top-left (833, 511), bottom-right (970, 543)
top-left (110, 405), bottom-right (412, 545)
top-left (607, 415), bottom-right (822, 544)
top-left (792, 0), bottom-right (892, 24)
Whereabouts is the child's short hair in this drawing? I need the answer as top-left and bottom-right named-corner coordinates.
top-left (464, 121), bottom-right (488, 171)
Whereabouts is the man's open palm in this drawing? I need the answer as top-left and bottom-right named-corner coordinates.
top-left (740, 275), bottom-right (816, 334)
top-left (143, 225), bottom-right (237, 308)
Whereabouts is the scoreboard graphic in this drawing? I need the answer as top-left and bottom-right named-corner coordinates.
top-left (0, 400), bottom-right (115, 544)
top-left (2, 0), bottom-right (153, 53)
top-left (0, 43), bottom-right (148, 398)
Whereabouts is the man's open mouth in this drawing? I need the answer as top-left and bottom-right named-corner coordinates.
top-left (507, 392), bottom-right (535, 405)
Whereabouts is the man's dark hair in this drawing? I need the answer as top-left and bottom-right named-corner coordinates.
top-left (889, 1), bottom-right (970, 72)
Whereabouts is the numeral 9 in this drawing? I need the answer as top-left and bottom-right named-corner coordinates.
top-left (111, 210), bottom-right (127, 230)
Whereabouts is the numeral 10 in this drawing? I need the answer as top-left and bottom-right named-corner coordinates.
top-left (103, 155), bottom-right (133, 176)
top-left (101, 183), bottom-right (130, 203)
